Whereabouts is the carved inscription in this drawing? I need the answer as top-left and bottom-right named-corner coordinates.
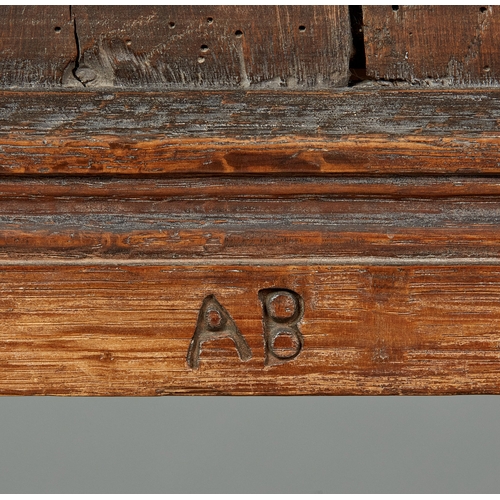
top-left (186, 294), bottom-right (252, 370)
top-left (187, 288), bottom-right (304, 369)
top-left (259, 288), bottom-right (305, 366)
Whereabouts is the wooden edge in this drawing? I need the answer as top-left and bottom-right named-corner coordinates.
top-left (1, 176), bottom-right (500, 260)
top-left (1, 263), bottom-right (500, 396)
top-left (1, 89), bottom-right (500, 175)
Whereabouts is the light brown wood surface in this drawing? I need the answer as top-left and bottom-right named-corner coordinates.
top-left (1, 263), bottom-right (500, 396)
top-left (0, 155), bottom-right (499, 394)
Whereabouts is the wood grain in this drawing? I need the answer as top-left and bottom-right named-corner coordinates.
top-left (0, 6), bottom-right (77, 87)
top-left (69, 6), bottom-right (351, 88)
top-left (2, 6), bottom-right (500, 397)
top-left (1, 263), bottom-right (500, 395)
top-left (1, 89), bottom-right (500, 175)
top-left (1, 176), bottom-right (500, 260)
top-left (0, 175), bottom-right (500, 395)
top-left (363, 5), bottom-right (500, 84)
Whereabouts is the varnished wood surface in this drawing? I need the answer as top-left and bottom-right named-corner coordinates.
top-left (1, 263), bottom-right (500, 395)
top-left (363, 5), bottom-right (500, 84)
top-left (1, 89), bottom-right (500, 175)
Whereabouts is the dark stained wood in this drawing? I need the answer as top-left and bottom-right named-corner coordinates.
top-left (363, 5), bottom-right (500, 84)
top-left (1, 263), bottom-right (500, 395)
top-left (0, 6), bottom-right (77, 87)
top-left (69, 6), bottom-right (351, 88)
top-left (1, 89), bottom-right (500, 175)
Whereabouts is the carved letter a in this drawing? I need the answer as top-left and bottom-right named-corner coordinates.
top-left (186, 295), bottom-right (252, 370)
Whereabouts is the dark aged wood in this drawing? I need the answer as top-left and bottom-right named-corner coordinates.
top-left (0, 6), bottom-right (77, 87)
top-left (1, 6), bottom-right (500, 396)
top-left (68, 6), bottom-right (351, 88)
top-left (1, 89), bottom-right (500, 175)
top-left (0, 6), bottom-right (351, 89)
top-left (363, 5), bottom-right (500, 84)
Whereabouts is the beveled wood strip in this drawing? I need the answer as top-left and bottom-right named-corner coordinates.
top-left (1, 179), bottom-right (500, 259)
top-left (1, 263), bottom-right (499, 396)
top-left (1, 89), bottom-right (500, 175)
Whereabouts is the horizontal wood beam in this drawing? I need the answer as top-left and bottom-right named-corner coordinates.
top-left (0, 176), bottom-right (500, 260)
top-left (1, 263), bottom-right (500, 396)
top-left (1, 88), bottom-right (500, 396)
top-left (1, 89), bottom-right (499, 175)
top-left (0, 173), bottom-right (499, 394)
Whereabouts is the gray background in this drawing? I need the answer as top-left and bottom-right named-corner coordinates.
top-left (0, 396), bottom-right (499, 493)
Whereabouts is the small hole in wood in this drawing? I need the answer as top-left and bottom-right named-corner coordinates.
top-left (207, 17), bottom-right (213, 24)
top-left (298, 25), bottom-right (306, 32)
top-left (392, 5), bottom-right (399, 11)
top-left (235, 30), bottom-right (243, 38)
top-left (484, 65), bottom-right (491, 72)
top-left (205, 308), bottom-right (223, 330)
top-left (54, 26), bottom-right (61, 33)
top-left (169, 21), bottom-right (176, 29)
top-left (480, 6), bottom-right (487, 13)
top-left (197, 56), bottom-right (205, 64)
top-left (200, 44), bottom-right (209, 52)
top-left (125, 39), bottom-right (132, 46)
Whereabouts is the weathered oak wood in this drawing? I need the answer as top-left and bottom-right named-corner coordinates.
top-left (363, 5), bottom-right (500, 84)
top-left (1, 176), bottom-right (500, 260)
top-left (2, 7), bottom-right (500, 398)
top-left (69, 6), bottom-right (351, 88)
top-left (0, 6), bottom-right (77, 87)
top-left (1, 89), bottom-right (500, 175)
top-left (1, 263), bottom-right (500, 396)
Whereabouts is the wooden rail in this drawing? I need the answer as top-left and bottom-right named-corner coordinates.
top-left (0, 89), bottom-right (499, 395)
